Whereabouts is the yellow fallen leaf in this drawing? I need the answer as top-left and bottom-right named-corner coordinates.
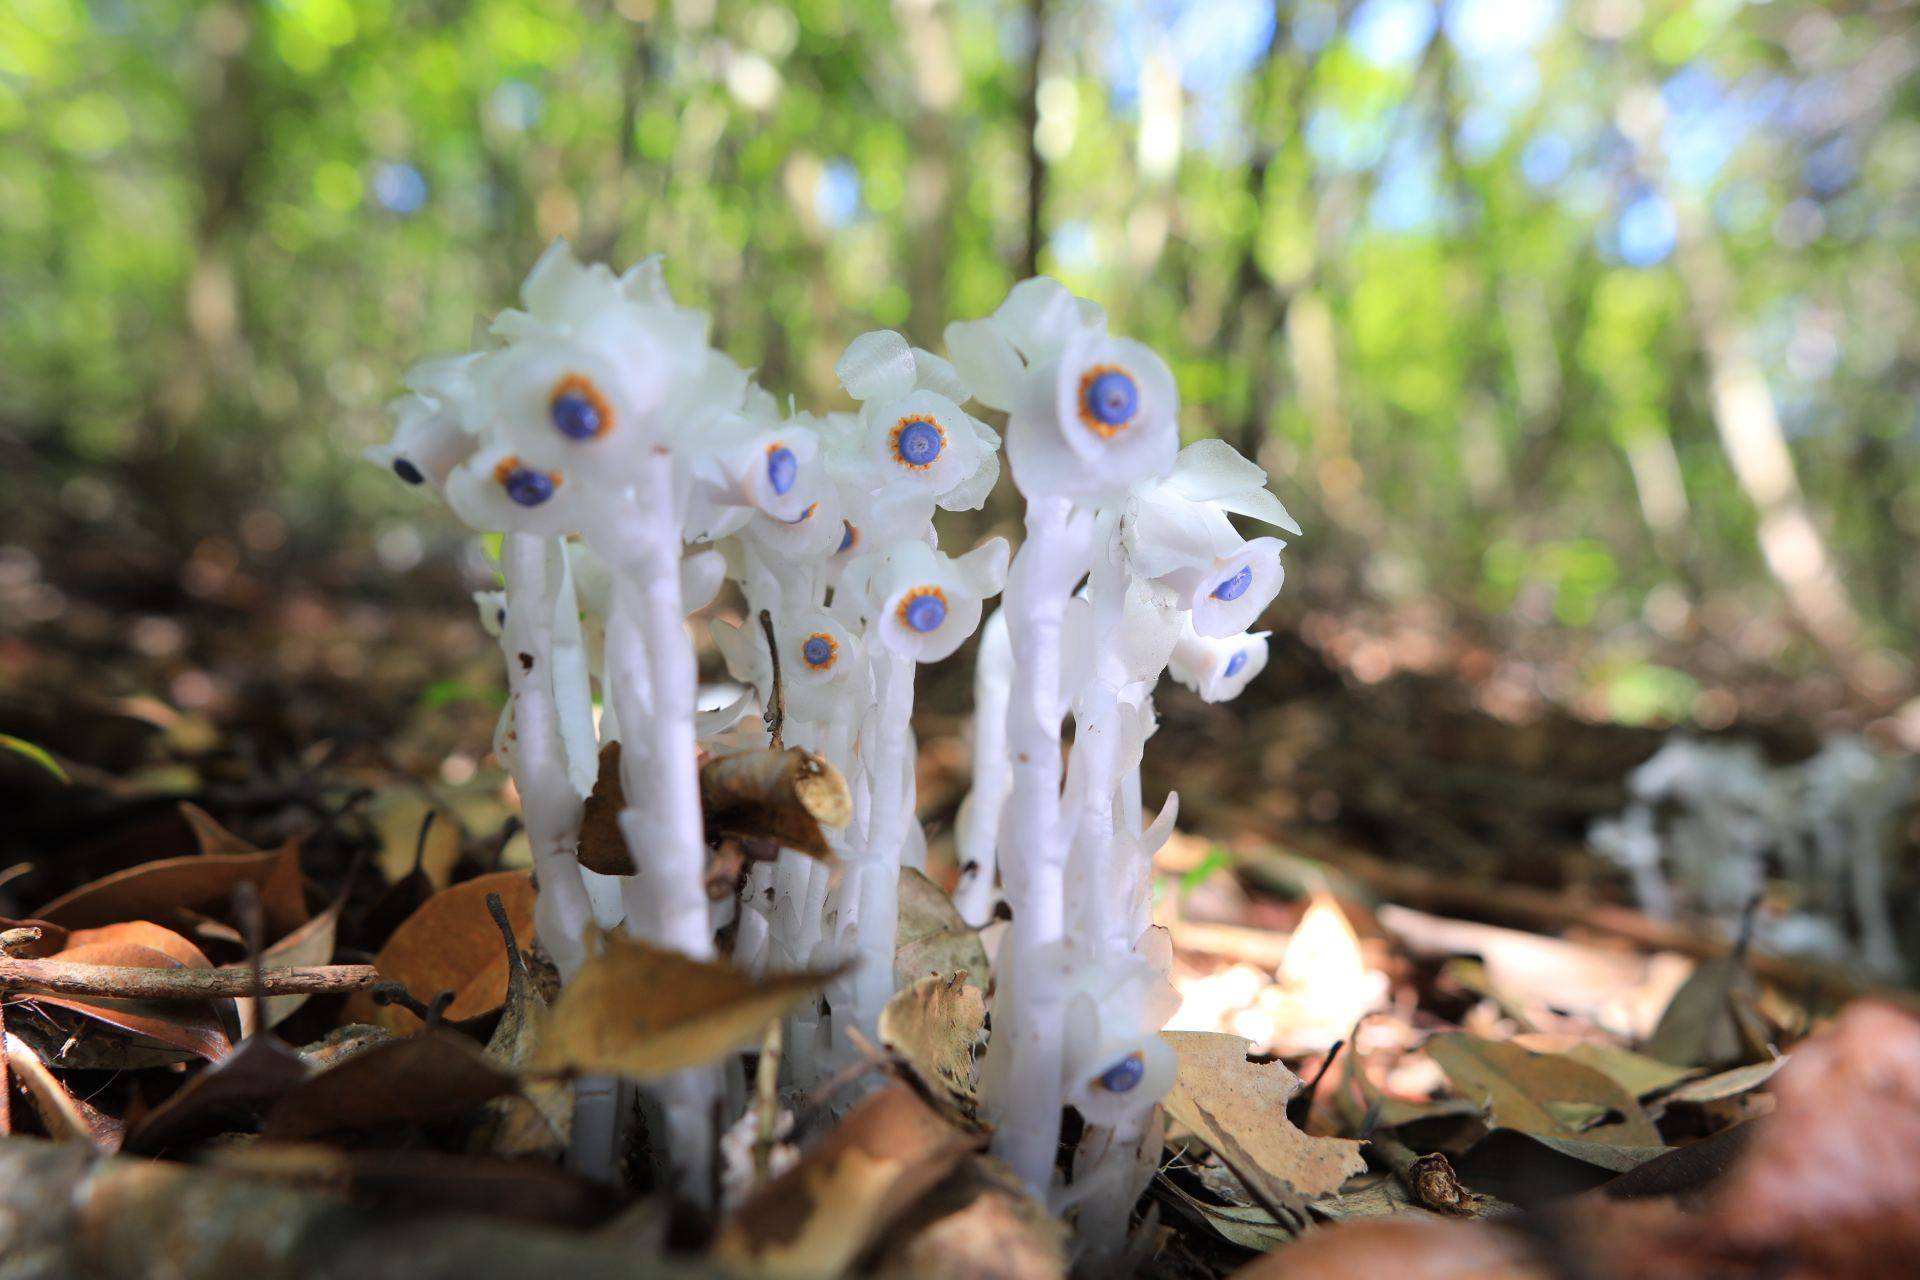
top-left (1162, 1031), bottom-right (1366, 1207)
top-left (533, 931), bottom-right (842, 1083)
top-left (878, 971), bottom-right (985, 1114)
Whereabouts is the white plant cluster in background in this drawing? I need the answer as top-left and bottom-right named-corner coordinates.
top-left (1590, 733), bottom-right (1915, 976)
top-left (370, 246), bottom-right (1299, 1247)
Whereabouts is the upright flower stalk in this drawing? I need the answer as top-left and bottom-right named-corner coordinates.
top-left (375, 249), bottom-right (1300, 1248)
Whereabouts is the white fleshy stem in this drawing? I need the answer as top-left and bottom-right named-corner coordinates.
top-left (1068, 1108), bottom-right (1159, 1268)
top-left (500, 533), bottom-right (593, 979)
top-left (992, 496), bottom-right (1077, 1193)
top-left (845, 649), bottom-right (915, 1041)
top-left (953, 614), bottom-right (1011, 928)
top-left (591, 452), bottom-right (721, 1204)
top-left (1067, 537), bottom-right (1128, 959)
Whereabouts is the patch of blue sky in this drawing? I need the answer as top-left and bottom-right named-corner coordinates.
top-left (1050, 219), bottom-right (1099, 272)
top-left (1521, 133), bottom-right (1574, 188)
top-left (1444, 0), bottom-right (1557, 62)
top-left (815, 160), bottom-right (861, 228)
top-left (1098, 0), bottom-right (1275, 110)
top-left (373, 163), bottom-right (428, 215)
top-left (1306, 104), bottom-right (1390, 172)
top-left (1349, 0), bottom-right (1437, 70)
top-left (1612, 192), bottom-right (1677, 267)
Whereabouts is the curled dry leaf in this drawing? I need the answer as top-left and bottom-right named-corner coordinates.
top-left (178, 802), bottom-right (263, 857)
top-left (34, 848), bottom-right (307, 939)
top-left (475, 892), bottom-right (569, 1157)
top-left (532, 931), bottom-right (843, 1083)
top-left (878, 971), bottom-right (985, 1116)
top-left (1425, 1033), bottom-right (1662, 1147)
top-left (19, 923), bottom-right (233, 1065)
top-left (262, 1029), bottom-right (517, 1141)
top-left (894, 869), bottom-right (989, 991)
top-left (1162, 1032), bottom-right (1367, 1209)
top-left (714, 1083), bottom-right (984, 1279)
top-left (578, 742), bottom-right (852, 873)
top-left (340, 870), bottom-right (536, 1033)
top-left (4, 1030), bottom-right (125, 1152)
top-left (124, 1034), bottom-right (311, 1154)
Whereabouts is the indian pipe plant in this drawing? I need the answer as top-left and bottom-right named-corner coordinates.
top-left (370, 245), bottom-right (1299, 1250)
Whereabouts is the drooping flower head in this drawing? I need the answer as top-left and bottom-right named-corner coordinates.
top-left (1167, 624), bottom-right (1271, 703)
top-left (859, 539), bottom-right (1010, 664)
top-left (946, 278), bottom-right (1176, 503)
top-left (834, 329), bottom-right (1001, 513)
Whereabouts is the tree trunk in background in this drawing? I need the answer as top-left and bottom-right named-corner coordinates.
top-left (1618, 86), bottom-right (1876, 692)
top-left (1020, 0), bottom-right (1046, 279)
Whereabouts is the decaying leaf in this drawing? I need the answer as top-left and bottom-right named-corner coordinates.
top-left (533, 931), bottom-right (842, 1083)
top-left (34, 848), bottom-right (307, 939)
top-left (1230, 1214), bottom-right (1543, 1280)
top-left (341, 870), bottom-right (537, 1033)
top-left (1426, 1032), bottom-right (1662, 1147)
top-left (1660, 1056), bottom-right (1783, 1106)
top-left (878, 971), bottom-right (985, 1115)
top-left (579, 742), bottom-right (852, 873)
top-left (1162, 1032), bottom-right (1367, 1209)
top-left (19, 923), bottom-right (234, 1065)
top-left (124, 1034), bottom-right (311, 1154)
top-left (263, 1029), bottom-right (517, 1141)
top-left (178, 802), bottom-right (264, 857)
top-left (714, 1083), bottom-right (983, 1279)
top-left (245, 896), bottom-right (344, 1035)
top-left (476, 892), bottom-right (568, 1156)
top-left (894, 869), bottom-right (989, 991)
top-left (872, 1155), bottom-right (1067, 1280)
top-left (703, 745), bottom-right (852, 859)
top-left (4, 1031), bottom-right (124, 1151)
top-left (1644, 954), bottom-right (1770, 1069)
top-left (1560, 1040), bottom-right (1700, 1098)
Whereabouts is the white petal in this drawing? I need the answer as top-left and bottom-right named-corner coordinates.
top-left (942, 319), bottom-right (1025, 412)
top-left (1166, 438), bottom-right (1267, 502)
top-left (910, 347), bottom-right (970, 401)
top-left (835, 329), bottom-right (917, 402)
top-left (680, 549), bottom-right (728, 612)
top-left (1218, 486), bottom-right (1303, 537)
top-left (953, 537), bottom-right (1011, 599)
top-left (994, 277), bottom-right (1082, 362)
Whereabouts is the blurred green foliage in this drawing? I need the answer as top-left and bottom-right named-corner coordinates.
top-left (3, 0), bottom-right (1916, 670)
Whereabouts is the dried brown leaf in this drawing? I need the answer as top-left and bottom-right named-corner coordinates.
top-left (533, 931), bottom-right (842, 1083)
top-left (1426, 1032), bottom-right (1662, 1147)
top-left (1162, 1032), bottom-right (1367, 1208)
top-left (714, 1083), bottom-right (983, 1279)
top-left (4, 1030), bottom-right (124, 1151)
top-left (341, 870), bottom-right (536, 1033)
top-left (124, 1034), bottom-right (311, 1153)
top-left (878, 971), bottom-right (984, 1115)
top-left (35, 848), bottom-right (307, 939)
top-left (263, 1029), bottom-right (517, 1141)
top-left (894, 869), bottom-right (989, 991)
top-left (872, 1155), bottom-right (1067, 1280)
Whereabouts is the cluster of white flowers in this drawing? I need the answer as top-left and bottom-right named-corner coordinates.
top-left (1591, 733), bottom-right (1914, 976)
top-left (373, 251), bottom-right (1300, 1244)
top-left (942, 278), bottom-right (1297, 1250)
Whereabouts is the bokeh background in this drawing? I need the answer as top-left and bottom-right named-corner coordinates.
top-left (3, 0), bottom-right (1918, 755)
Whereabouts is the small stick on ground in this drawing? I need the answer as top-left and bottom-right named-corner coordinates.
top-left (0, 958), bottom-right (379, 1002)
top-left (758, 608), bottom-right (785, 750)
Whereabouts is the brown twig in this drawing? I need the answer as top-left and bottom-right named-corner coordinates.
top-left (758, 608), bottom-right (785, 749)
top-left (0, 958), bottom-right (378, 1001)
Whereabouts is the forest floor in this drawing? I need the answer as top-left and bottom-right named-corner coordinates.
top-left (1, 521), bottom-right (1917, 1279)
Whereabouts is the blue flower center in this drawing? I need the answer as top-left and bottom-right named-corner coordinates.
top-left (1224, 650), bottom-right (1249, 679)
top-left (550, 391), bottom-right (603, 440)
top-left (801, 635), bottom-right (834, 668)
top-left (504, 468), bottom-right (555, 507)
top-left (904, 592), bottom-right (947, 633)
top-left (391, 457), bottom-right (425, 485)
top-left (1084, 371), bottom-right (1138, 427)
top-left (1211, 564), bottom-right (1252, 602)
top-left (766, 445), bottom-right (797, 495)
top-left (895, 418), bottom-right (943, 467)
top-left (1098, 1053), bottom-right (1146, 1093)
top-left (838, 521), bottom-right (857, 553)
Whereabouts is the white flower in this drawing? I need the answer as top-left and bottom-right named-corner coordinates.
top-left (950, 280), bottom-right (1176, 501)
top-left (833, 332), bottom-right (1002, 513)
top-left (865, 539), bottom-right (1009, 663)
top-left (713, 607), bottom-right (865, 723)
top-left (444, 443), bottom-right (582, 536)
top-left (1168, 625), bottom-right (1270, 703)
top-left (367, 391), bottom-right (480, 493)
top-left (688, 411), bottom-right (821, 526)
top-left (1060, 944), bottom-right (1181, 1127)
